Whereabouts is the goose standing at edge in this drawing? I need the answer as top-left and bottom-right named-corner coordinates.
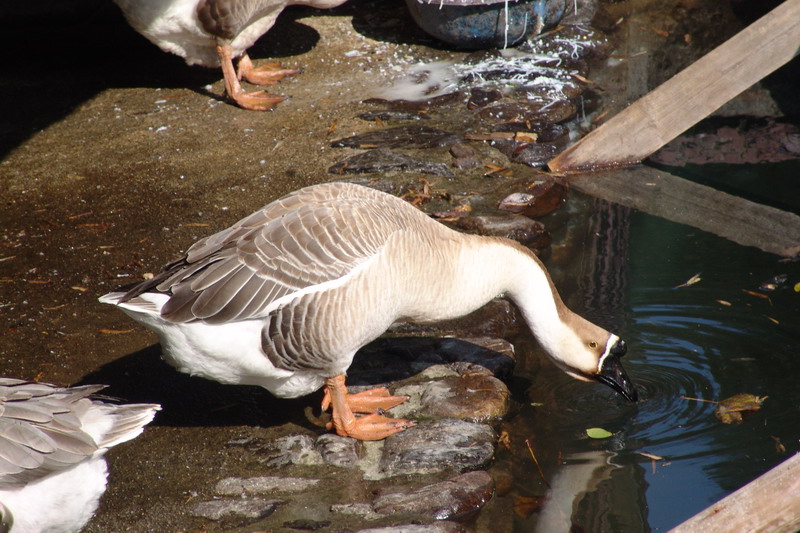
top-left (112, 0), bottom-right (350, 110)
top-left (0, 379), bottom-right (160, 533)
top-left (100, 182), bottom-right (637, 441)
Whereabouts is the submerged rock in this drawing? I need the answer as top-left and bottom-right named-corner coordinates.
top-left (363, 92), bottom-right (464, 111)
top-left (373, 470), bottom-right (495, 521)
top-left (467, 87), bottom-right (503, 110)
top-left (316, 434), bottom-right (362, 468)
top-left (448, 143), bottom-right (481, 169)
top-left (331, 125), bottom-right (463, 149)
top-left (379, 420), bottom-right (496, 476)
top-left (330, 148), bottom-right (454, 177)
top-left (520, 24), bottom-right (614, 61)
top-left (488, 138), bottom-right (559, 167)
top-left (478, 100), bottom-right (576, 124)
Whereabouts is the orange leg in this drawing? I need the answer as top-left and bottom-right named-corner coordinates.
top-left (237, 54), bottom-right (299, 86)
top-left (216, 44), bottom-right (285, 111)
top-left (323, 375), bottom-right (415, 441)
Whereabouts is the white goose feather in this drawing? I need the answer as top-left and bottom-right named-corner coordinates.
top-left (0, 379), bottom-right (160, 533)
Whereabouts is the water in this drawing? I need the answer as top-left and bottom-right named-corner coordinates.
top-left (504, 192), bottom-right (800, 532)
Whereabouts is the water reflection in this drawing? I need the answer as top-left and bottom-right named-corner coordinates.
top-left (508, 195), bottom-right (800, 532)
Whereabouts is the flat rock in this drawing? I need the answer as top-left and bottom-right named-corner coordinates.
top-left (330, 125), bottom-right (463, 149)
top-left (357, 110), bottom-right (431, 122)
top-left (214, 476), bottom-right (319, 495)
top-left (189, 498), bottom-right (282, 523)
top-left (478, 100), bottom-right (576, 124)
top-left (497, 178), bottom-right (569, 218)
top-left (353, 524), bottom-right (466, 533)
top-left (254, 434), bottom-right (324, 467)
top-left (373, 470), bottom-right (495, 521)
top-left (379, 420), bottom-right (496, 477)
top-left (316, 434), bottom-right (362, 468)
top-left (329, 148), bottom-right (454, 177)
top-left (415, 373), bottom-right (510, 422)
top-left (446, 215), bottom-right (551, 249)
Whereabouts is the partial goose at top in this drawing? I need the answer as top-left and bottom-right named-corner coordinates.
top-left (113, 0), bottom-right (349, 110)
top-left (0, 379), bottom-right (159, 533)
top-left (100, 182), bottom-right (636, 441)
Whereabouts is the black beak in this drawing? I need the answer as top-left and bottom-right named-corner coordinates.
top-left (596, 339), bottom-right (638, 402)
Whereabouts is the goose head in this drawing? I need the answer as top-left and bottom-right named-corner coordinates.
top-left (545, 318), bottom-right (638, 402)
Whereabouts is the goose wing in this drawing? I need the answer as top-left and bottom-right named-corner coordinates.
top-left (124, 183), bottom-right (433, 324)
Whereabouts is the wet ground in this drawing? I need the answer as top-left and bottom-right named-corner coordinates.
top-left (1, 0), bottom-right (797, 531)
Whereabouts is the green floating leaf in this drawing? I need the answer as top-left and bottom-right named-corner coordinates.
top-left (586, 427), bottom-right (613, 439)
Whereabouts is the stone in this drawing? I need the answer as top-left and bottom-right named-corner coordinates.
top-left (330, 125), bottom-right (463, 149)
top-left (255, 434), bottom-right (324, 467)
top-left (330, 502), bottom-right (383, 521)
top-left (497, 178), bottom-right (569, 218)
top-left (357, 110), bottom-right (431, 122)
top-left (353, 522), bottom-right (466, 533)
top-left (316, 434), bottom-right (361, 468)
top-left (478, 100), bottom-right (576, 124)
top-left (214, 476), bottom-right (319, 495)
top-left (372, 470), bottom-right (495, 521)
top-left (379, 420), bottom-right (496, 477)
top-left (417, 373), bottom-right (510, 422)
top-left (446, 215), bottom-right (552, 249)
top-left (329, 148), bottom-right (454, 177)
top-left (189, 498), bottom-right (282, 522)
top-left (448, 142), bottom-right (481, 169)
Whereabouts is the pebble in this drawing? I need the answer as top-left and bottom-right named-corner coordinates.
top-left (372, 470), bottom-right (495, 521)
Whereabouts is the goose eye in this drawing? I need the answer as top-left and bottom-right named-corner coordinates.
top-left (588, 341), bottom-right (598, 349)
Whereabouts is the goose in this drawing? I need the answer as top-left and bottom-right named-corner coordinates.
top-left (112, 0), bottom-right (349, 110)
top-left (0, 379), bottom-right (160, 533)
top-left (99, 182), bottom-right (636, 441)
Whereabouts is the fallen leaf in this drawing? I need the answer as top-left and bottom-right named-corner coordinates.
top-left (771, 435), bottom-right (786, 454)
top-left (742, 289), bottom-right (770, 300)
top-left (794, 282), bottom-right (800, 293)
top-left (98, 328), bottom-right (135, 334)
top-left (766, 316), bottom-right (779, 325)
top-left (71, 286), bottom-right (88, 292)
top-left (586, 427), bottom-right (613, 439)
top-left (674, 273), bottom-right (701, 288)
top-left (714, 393), bottom-right (766, 424)
top-left (715, 299), bottom-right (732, 306)
top-left (637, 451), bottom-right (663, 461)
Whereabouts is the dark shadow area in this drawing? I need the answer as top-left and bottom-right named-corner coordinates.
top-left (77, 335), bottom-right (516, 427)
top-left (0, 0), bottom-right (352, 159)
top-left (77, 344), bottom-right (317, 428)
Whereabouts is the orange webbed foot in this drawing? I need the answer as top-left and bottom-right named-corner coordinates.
top-left (327, 412), bottom-right (415, 441)
top-left (323, 375), bottom-right (415, 441)
top-left (321, 385), bottom-right (410, 414)
top-left (238, 55), bottom-right (300, 86)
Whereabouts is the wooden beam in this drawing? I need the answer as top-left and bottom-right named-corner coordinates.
top-left (568, 166), bottom-right (800, 257)
top-left (669, 453), bottom-right (800, 533)
top-left (548, 0), bottom-right (800, 172)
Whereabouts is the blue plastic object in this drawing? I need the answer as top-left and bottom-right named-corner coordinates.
top-left (406, 0), bottom-right (567, 49)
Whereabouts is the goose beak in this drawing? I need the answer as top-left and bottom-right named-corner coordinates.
top-left (596, 339), bottom-right (638, 402)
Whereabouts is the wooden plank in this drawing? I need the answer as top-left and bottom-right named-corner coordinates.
top-left (670, 453), bottom-right (800, 533)
top-left (548, 0), bottom-right (800, 172)
top-left (568, 166), bottom-right (800, 257)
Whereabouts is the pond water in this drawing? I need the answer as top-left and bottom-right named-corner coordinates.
top-left (502, 183), bottom-right (800, 531)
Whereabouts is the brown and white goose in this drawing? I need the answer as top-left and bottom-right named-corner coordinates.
top-left (100, 182), bottom-right (636, 441)
top-left (112, 0), bottom-right (349, 110)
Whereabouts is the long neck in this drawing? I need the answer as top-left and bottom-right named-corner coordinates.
top-left (402, 235), bottom-right (571, 353)
top-left (480, 238), bottom-right (572, 356)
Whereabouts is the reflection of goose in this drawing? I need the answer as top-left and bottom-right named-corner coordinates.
top-left (0, 379), bottom-right (159, 533)
top-left (100, 182), bottom-right (636, 441)
top-left (113, 0), bottom-right (349, 110)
